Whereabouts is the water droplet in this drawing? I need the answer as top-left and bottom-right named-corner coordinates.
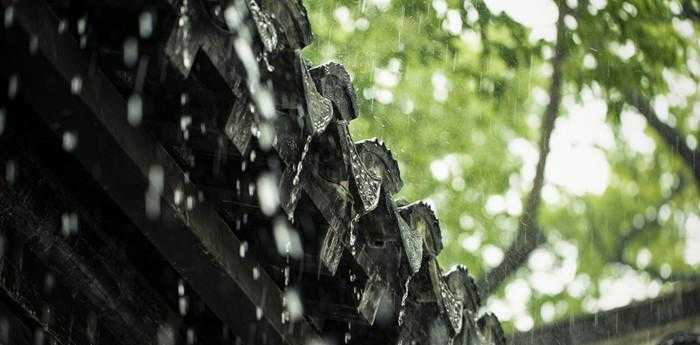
top-left (57, 19), bottom-right (67, 33)
top-left (4, 6), bottom-right (14, 28)
top-left (127, 94), bottom-right (143, 126)
top-left (148, 165), bottom-right (164, 193)
top-left (273, 218), bottom-right (303, 259)
top-left (256, 173), bottom-right (279, 216)
top-left (33, 328), bottom-right (44, 345)
top-left (61, 213), bottom-right (78, 237)
top-left (174, 189), bottom-right (183, 205)
top-left (44, 273), bottom-right (55, 294)
top-left (183, 50), bottom-right (192, 69)
top-left (62, 131), bottom-right (78, 151)
top-left (6, 160), bottom-right (18, 185)
top-left (283, 290), bottom-right (303, 322)
top-left (239, 241), bottom-right (248, 258)
top-left (253, 267), bottom-right (260, 280)
top-left (186, 328), bottom-right (195, 345)
top-left (70, 76), bottom-right (82, 94)
top-left (77, 16), bottom-right (87, 35)
top-left (178, 280), bottom-right (185, 296)
top-left (8, 74), bottom-right (18, 99)
top-left (123, 38), bottom-right (138, 67)
top-left (224, 5), bottom-right (243, 30)
top-left (180, 115), bottom-right (192, 132)
top-left (256, 307), bottom-right (263, 320)
top-left (29, 35), bottom-right (39, 55)
top-left (179, 296), bottom-right (188, 315)
top-left (0, 108), bottom-right (5, 136)
top-left (139, 12), bottom-right (154, 39)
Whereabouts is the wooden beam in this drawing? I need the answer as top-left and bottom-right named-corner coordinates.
top-left (1, 2), bottom-right (316, 344)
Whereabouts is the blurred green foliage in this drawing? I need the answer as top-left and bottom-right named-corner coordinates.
top-left (302, 0), bottom-right (700, 333)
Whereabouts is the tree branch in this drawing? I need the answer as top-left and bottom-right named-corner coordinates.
top-left (593, 178), bottom-right (700, 283)
top-left (624, 90), bottom-right (700, 187)
top-left (477, 4), bottom-right (568, 299)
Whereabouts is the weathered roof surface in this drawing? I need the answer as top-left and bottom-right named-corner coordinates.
top-left (0, 0), bottom-right (505, 344)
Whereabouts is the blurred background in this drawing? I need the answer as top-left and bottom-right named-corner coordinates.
top-left (302, 0), bottom-right (700, 334)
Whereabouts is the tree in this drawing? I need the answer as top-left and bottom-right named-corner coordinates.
top-left (303, 0), bottom-right (700, 333)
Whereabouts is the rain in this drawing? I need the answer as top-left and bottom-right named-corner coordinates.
top-left (1, 0), bottom-right (699, 345)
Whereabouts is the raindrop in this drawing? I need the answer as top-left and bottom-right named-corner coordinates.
top-left (283, 289), bottom-right (303, 322)
top-left (186, 328), bottom-right (195, 345)
top-left (178, 280), bottom-right (185, 296)
top-left (61, 213), bottom-right (79, 237)
top-left (44, 272), bottom-right (55, 294)
top-left (239, 241), bottom-right (248, 258)
top-left (344, 332), bottom-right (351, 344)
top-left (254, 87), bottom-right (276, 120)
top-left (8, 74), bottom-right (18, 99)
top-left (86, 312), bottom-right (97, 342)
top-left (123, 38), bottom-right (138, 67)
top-left (179, 296), bottom-right (188, 316)
top-left (272, 218), bottom-right (303, 259)
top-left (139, 12), bottom-right (154, 38)
top-left (183, 51), bottom-right (192, 70)
top-left (223, 4), bottom-right (243, 30)
top-left (248, 182), bottom-right (255, 197)
top-left (186, 195), bottom-right (194, 210)
top-left (174, 189), bottom-right (183, 205)
top-left (146, 165), bottom-right (164, 218)
top-left (4, 6), bottom-right (14, 27)
top-left (0, 107), bottom-right (5, 136)
top-left (5, 160), bottom-right (17, 185)
top-left (62, 131), bottom-right (78, 151)
top-left (57, 19), bottom-right (67, 33)
top-left (77, 16), bottom-right (87, 34)
top-left (660, 263), bottom-right (672, 279)
top-left (33, 329), bottom-right (44, 345)
top-left (256, 306), bottom-right (263, 320)
top-left (127, 94), bottom-right (143, 126)
top-left (250, 150), bottom-right (257, 162)
top-left (258, 123), bottom-right (275, 151)
top-left (70, 76), bottom-right (82, 94)
top-left (0, 317), bottom-right (8, 344)
top-left (257, 173), bottom-right (279, 216)
top-left (180, 115), bottom-right (192, 131)
top-left (253, 266), bottom-right (260, 280)
top-left (29, 35), bottom-right (38, 55)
